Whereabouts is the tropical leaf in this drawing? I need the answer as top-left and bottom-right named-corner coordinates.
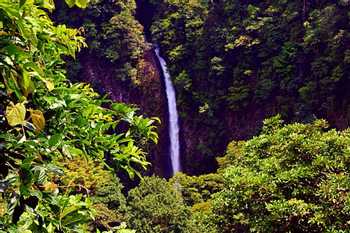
top-left (5, 102), bottom-right (26, 127)
top-left (29, 109), bottom-right (45, 132)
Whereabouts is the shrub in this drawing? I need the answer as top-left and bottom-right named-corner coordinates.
top-left (126, 176), bottom-right (191, 233)
top-left (55, 156), bottom-right (127, 231)
top-left (211, 116), bottom-right (350, 232)
top-left (169, 172), bottom-right (224, 206)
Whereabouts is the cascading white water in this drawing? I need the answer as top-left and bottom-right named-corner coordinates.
top-left (155, 47), bottom-right (181, 175)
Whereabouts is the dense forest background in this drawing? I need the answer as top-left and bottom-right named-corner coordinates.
top-left (2, 0), bottom-right (350, 232)
top-left (54, 0), bottom-right (350, 175)
top-left (149, 0), bottom-right (350, 174)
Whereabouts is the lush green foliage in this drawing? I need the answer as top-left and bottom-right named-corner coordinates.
top-left (152, 0), bottom-right (350, 114)
top-left (209, 116), bottom-right (350, 232)
top-left (3, 0), bottom-right (350, 232)
top-left (55, 156), bottom-right (128, 231)
top-left (0, 0), bottom-right (157, 231)
top-left (126, 117), bottom-right (350, 233)
top-left (170, 172), bottom-right (223, 206)
top-left (55, 0), bottom-right (148, 85)
top-left (150, 0), bottom-right (350, 170)
top-left (125, 176), bottom-right (191, 233)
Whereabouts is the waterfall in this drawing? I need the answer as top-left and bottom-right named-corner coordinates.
top-left (155, 47), bottom-right (181, 175)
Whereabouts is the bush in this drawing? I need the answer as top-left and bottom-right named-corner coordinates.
top-left (55, 156), bottom-right (127, 231)
top-left (211, 116), bottom-right (350, 232)
top-left (169, 172), bottom-right (224, 206)
top-left (126, 176), bottom-right (191, 233)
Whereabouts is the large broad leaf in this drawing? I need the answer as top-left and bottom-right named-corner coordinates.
top-left (21, 70), bottom-right (33, 97)
top-left (41, 0), bottom-right (55, 11)
top-left (0, 2), bottom-right (20, 18)
top-left (6, 102), bottom-right (26, 127)
top-left (43, 79), bottom-right (54, 92)
top-left (64, 0), bottom-right (89, 8)
top-left (29, 109), bottom-right (45, 132)
top-left (75, 0), bottom-right (88, 8)
top-left (48, 133), bottom-right (63, 147)
top-left (64, 0), bottom-right (75, 7)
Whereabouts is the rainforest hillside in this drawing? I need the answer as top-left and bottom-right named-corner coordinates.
top-left (149, 0), bottom-right (350, 173)
top-left (54, 0), bottom-right (350, 174)
top-left (1, 0), bottom-right (350, 232)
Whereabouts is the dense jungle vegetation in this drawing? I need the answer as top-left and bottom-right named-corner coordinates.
top-left (2, 0), bottom-right (350, 232)
top-left (150, 0), bottom-right (350, 172)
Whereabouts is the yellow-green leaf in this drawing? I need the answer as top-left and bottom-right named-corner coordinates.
top-left (64, 0), bottom-right (75, 7)
top-left (29, 109), bottom-right (45, 132)
top-left (42, 0), bottom-right (55, 11)
top-left (75, 0), bottom-right (88, 8)
top-left (21, 70), bottom-right (33, 97)
top-left (64, 0), bottom-right (89, 8)
top-left (44, 80), bottom-right (54, 91)
top-left (6, 102), bottom-right (26, 127)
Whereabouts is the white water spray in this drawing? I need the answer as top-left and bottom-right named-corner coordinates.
top-left (155, 47), bottom-right (181, 175)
